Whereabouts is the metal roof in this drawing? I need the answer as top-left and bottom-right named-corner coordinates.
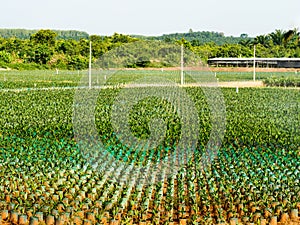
top-left (208, 58), bottom-right (300, 61)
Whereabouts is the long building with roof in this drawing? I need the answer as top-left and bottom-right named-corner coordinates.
top-left (207, 58), bottom-right (300, 68)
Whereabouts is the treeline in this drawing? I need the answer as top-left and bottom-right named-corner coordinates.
top-left (0, 30), bottom-right (137, 70)
top-left (134, 30), bottom-right (248, 45)
top-left (0, 28), bottom-right (299, 70)
top-left (1, 29), bottom-right (243, 44)
top-left (0, 29), bottom-right (89, 40)
top-left (182, 28), bottom-right (300, 61)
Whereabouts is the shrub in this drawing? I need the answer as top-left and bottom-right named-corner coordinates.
top-left (264, 76), bottom-right (300, 87)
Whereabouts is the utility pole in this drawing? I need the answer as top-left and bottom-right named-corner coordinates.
top-left (181, 44), bottom-right (184, 85)
top-left (253, 45), bottom-right (256, 82)
top-left (89, 41), bottom-right (92, 89)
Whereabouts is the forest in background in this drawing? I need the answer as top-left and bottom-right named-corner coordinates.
top-left (133, 29), bottom-right (246, 45)
top-left (0, 29), bottom-right (89, 40)
top-left (0, 28), bottom-right (299, 70)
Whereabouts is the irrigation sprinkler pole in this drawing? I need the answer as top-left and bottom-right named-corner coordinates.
top-left (253, 45), bottom-right (256, 82)
top-left (89, 41), bottom-right (92, 89)
top-left (181, 44), bottom-right (184, 85)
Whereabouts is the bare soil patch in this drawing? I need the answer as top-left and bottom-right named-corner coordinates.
top-left (218, 81), bottom-right (264, 87)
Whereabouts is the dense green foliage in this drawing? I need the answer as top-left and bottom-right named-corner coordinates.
top-left (0, 29), bottom-right (89, 40)
top-left (0, 30), bottom-right (138, 70)
top-left (264, 76), bottom-right (300, 87)
top-left (133, 30), bottom-right (247, 45)
top-left (137, 28), bottom-right (300, 61)
top-left (0, 28), bottom-right (299, 70)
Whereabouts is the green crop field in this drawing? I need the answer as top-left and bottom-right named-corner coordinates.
top-left (214, 71), bottom-right (299, 82)
top-left (0, 69), bottom-right (299, 88)
top-left (0, 69), bottom-right (299, 225)
top-left (0, 70), bottom-right (83, 89)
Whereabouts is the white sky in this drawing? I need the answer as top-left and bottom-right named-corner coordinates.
top-left (1, 0), bottom-right (300, 37)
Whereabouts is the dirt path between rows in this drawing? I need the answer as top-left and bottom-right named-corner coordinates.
top-left (218, 81), bottom-right (264, 87)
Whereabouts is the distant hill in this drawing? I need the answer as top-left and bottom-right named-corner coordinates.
top-left (0, 29), bottom-right (252, 44)
top-left (132, 31), bottom-right (252, 45)
top-left (0, 29), bottom-right (89, 40)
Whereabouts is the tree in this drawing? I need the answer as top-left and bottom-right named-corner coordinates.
top-left (215, 44), bottom-right (252, 58)
top-left (269, 29), bottom-right (284, 46)
top-left (110, 33), bottom-right (137, 44)
top-left (27, 44), bottom-right (54, 64)
top-left (90, 35), bottom-right (103, 43)
top-left (2, 37), bottom-right (25, 54)
top-left (0, 51), bottom-right (12, 63)
top-left (254, 35), bottom-right (271, 47)
top-left (283, 29), bottom-right (299, 48)
top-left (176, 38), bottom-right (192, 49)
top-left (240, 33), bottom-right (248, 39)
top-left (89, 35), bottom-right (109, 58)
top-left (56, 39), bottom-right (79, 56)
top-left (30, 29), bottom-right (57, 46)
top-left (239, 39), bottom-right (253, 47)
top-left (66, 55), bottom-right (88, 70)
